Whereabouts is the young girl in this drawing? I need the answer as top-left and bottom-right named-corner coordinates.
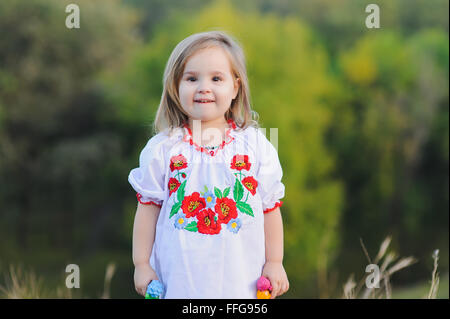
top-left (129, 30), bottom-right (289, 299)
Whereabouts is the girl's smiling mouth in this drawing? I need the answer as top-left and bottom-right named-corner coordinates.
top-left (194, 99), bottom-right (215, 104)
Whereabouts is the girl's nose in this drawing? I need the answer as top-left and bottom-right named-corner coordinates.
top-left (197, 80), bottom-right (211, 93)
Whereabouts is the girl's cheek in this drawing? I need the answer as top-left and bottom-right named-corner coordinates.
top-left (178, 83), bottom-right (192, 97)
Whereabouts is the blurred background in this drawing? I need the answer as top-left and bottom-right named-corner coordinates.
top-left (0, 0), bottom-right (448, 298)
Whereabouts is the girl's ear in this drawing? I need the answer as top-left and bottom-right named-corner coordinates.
top-left (233, 77), bottom-right (241, 100)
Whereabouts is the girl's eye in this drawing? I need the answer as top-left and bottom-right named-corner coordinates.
top-left (186, 76), bottom-right (222, 82)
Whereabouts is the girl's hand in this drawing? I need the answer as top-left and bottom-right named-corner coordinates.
top-left (261, 262), bottom-right (289, 299)
top-left (134, 263), bottom-right (159, 296)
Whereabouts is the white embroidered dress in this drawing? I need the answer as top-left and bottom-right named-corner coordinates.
top-left (128, 121), bottom-right (285, 298)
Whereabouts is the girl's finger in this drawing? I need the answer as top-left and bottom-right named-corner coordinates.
top-left (137, 286), bottom-right (146, 296)
top-left (270, 281), bottom-right (280, 299)
top-left (276, 285), bottom-right (283, 297)
top-left (277, 285), bottom-right (285, 297)
top-left (280, 282), bottom-right (288, 296)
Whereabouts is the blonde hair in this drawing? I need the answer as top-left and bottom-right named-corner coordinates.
top-left (154, 30), bottom-right (258, 133)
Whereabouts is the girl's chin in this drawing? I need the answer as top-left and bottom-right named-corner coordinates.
top-left (190, 114), bottom-right (227, 123)
top-left (193, 116), bottom-right (222, 122)
top-left (188, 109), bottom-right (227, 122)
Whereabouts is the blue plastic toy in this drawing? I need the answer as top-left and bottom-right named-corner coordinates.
top-left (145, 280), bottom-right (164, 299)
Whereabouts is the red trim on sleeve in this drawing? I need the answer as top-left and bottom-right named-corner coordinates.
top-left (136, 193), bottom-right (162, 207)
top-left (263, 201), bottom-right (283, 214)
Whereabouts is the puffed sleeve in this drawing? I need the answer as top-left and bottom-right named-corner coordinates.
top-left (128, 134), bottom-right (167, 207)
top-left (256, 130), bottom-right (285, 214)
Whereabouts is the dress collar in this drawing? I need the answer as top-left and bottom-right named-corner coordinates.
top-left (182, 119), bottom-right (237, 157)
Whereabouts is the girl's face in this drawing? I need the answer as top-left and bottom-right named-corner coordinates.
top-left (178, 46), bottom-right (240, 124)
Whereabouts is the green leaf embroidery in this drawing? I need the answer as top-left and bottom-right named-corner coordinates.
top-left (236, 201), bottom-right (254, 217)
top-left (169, 201), bottom-right (182, 218)
top-left (223, 187), bottom-right (230, 198)
top-left (214, 187), bottom-right (223, 199)
top-left (233, 178), bottom-right (244, 202)
top-left (177, 180), bottom-right (187, 202)
top-left (184, 221), bottom-right (198, 232)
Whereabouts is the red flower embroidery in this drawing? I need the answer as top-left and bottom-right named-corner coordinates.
top-left (196, 208), bottom-right (221, 235)
top-left (230, 155), bottom-right (251, 171)
top-left (215, 197), bottom-right (238, 224)
top-left (242, 176), bottom-right (258, 195)
top-left (181, 192), bottom-right (206, 218)
top-left (168, 178), bottom-right (181, 195)
top-left (170, 154), bottom-right (188, 171)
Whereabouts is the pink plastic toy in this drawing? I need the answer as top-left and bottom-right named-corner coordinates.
top-left (256, 276), bottom-right (272, 299)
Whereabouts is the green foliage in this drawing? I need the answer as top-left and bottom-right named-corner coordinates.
top-left (330, 27), bottom-right (449, 287)
top-left (0, 0), bottom-right (139, 288)
top-left (0, 0), bottom-right (448, 298)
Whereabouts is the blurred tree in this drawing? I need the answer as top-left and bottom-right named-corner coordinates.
top-left (0, 0), bottom-right (138, 256)
top-left (123, 0), bottom-right (207, 39)
top-left (329, 29), bottom-right (449, 290)
top-left (231, 0), bottom-right (449, 53)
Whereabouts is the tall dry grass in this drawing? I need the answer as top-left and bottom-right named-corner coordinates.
top-left (0, 262), bottom-right (116, 299)
top-left (427, 249), bottom-right (440, 299)
top-left (0, 240), bottom-right (442, 299)
top-left (342, 236), bottom-right (441, 299)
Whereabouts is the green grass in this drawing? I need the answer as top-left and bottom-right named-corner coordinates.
top-left (392, 273), bottom-right (449, 299)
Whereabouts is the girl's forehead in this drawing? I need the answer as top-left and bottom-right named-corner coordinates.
top-left (183, 46), bottom-right (233, 74)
